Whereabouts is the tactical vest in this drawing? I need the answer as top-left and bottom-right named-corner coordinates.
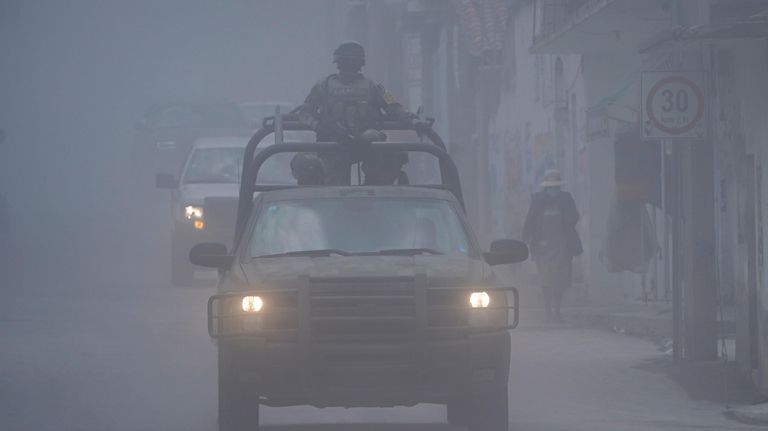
top-left (319, 75), bottom-right (380, 133)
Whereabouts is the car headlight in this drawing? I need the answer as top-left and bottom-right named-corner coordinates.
top-left (469, 291), bottom-right (491, 308)
top-left (241, 296), bottom-right (263, 313)
top-left (184, 205), bottom-right (203, 220)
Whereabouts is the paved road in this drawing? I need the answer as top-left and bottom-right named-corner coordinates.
top-left (1, 281), bottom-right (759, 431)
top-left (0, 169), bottom-right (760, 431)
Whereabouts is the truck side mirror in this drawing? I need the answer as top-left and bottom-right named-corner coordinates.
top-left (484, 239), bottom-right (529, 265)
top-left (190, 242), bottom-right (233, 269)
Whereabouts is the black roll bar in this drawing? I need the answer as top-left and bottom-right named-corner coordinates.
top-left (236, 111), bottom-right (456, 240)
top-left (241, 117), bottom-right (447, 184)
top-left (235, 141), bottom-right (465, 239)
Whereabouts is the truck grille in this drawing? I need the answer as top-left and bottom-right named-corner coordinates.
top-left (309, 277), bottom-right (418, 342)
top-left (208, 285), bottom-right (519, 339)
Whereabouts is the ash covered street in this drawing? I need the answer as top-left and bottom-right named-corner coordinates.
top-left (0, 282), bottom-right (755, 431)
top-left (3, 1), bottom-right (768, 431)
top-left (0, 194), bottom-right (757, 431)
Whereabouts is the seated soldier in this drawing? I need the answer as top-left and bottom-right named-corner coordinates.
top-left (290, 153), bottom-right (325, 185)
top-left (361, 152), bottom-right (409, 185)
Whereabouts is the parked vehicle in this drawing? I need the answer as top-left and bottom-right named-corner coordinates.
top-left (156, 136), bottom-right (297, 286)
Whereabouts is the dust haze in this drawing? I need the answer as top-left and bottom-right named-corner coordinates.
top-left (1, 1), bottom-right (768, 431)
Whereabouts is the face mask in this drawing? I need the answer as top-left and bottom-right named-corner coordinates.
top-left (545, 187), bottom-right (561, 197)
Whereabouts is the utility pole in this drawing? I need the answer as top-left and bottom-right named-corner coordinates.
top-left (666, 142), bottom-right (683, 362)
top-left (682, 139), bottom-right (719, 360)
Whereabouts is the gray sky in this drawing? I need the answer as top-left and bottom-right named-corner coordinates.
top-left (0, 1), bottom-right (334, 211)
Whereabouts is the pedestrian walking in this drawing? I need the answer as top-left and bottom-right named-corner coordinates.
top-left (522, 169), bottom-right (583, 323)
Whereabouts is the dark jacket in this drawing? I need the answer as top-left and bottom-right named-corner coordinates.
top-left (522, 191), bottom-right (583, 257)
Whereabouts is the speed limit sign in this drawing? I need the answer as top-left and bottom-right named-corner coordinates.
top-left (642, 71), bottom-right (707, 139)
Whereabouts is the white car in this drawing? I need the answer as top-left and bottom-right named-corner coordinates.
top-left (156, 133), bottom-right (314, 286)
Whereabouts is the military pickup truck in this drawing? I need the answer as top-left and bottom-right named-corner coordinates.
top-left (190, 117), bottom-right (528, 431)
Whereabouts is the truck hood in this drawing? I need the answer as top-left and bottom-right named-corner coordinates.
top-left (236, 255), bottom-right (488, 289)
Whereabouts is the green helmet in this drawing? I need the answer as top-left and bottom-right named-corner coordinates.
top-left (333, 41), bottom-right (365, 65)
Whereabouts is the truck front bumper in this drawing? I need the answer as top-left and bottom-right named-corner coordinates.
top-left (210, 283), bottom-right (518, 407)
top-left (219, 331), bottom-right (510, 407)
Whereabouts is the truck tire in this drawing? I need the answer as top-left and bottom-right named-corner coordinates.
top-left (218, 348), bottom-right (260, 431)
top-left (447, 398), bottom-right (470, 427)
top-left (469, 385), bottom-right (508, 431)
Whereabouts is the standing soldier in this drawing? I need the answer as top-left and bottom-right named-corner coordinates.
top-left (522, 169), bottom-right (583, 323)
top-left (297, 41), bottom-right (426, 185)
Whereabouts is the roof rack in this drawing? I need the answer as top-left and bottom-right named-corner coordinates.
top-left (235, 108), bottom-right (463, 238)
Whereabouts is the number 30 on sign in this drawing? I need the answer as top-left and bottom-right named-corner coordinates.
top-left (642, 71), bottom-right (707, 139)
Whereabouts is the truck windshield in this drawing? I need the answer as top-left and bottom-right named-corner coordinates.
top-left (250, 198), bottom-right (472, 257)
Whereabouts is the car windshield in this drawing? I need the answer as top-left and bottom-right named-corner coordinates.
top-left (183, 147), bottom-right (295, 185)
top-left (183, 147), bottom-right (243, 184)
top-left (250, 198), bottom-right (471, 257)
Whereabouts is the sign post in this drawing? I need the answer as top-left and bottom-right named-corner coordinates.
top-left (642, 71), bottom-right (707, 140)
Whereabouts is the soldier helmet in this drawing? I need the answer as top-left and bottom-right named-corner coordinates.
top-left (333, 41), bottom-right (365, 64)
top-left (290, 153), bottom-right (324, 185)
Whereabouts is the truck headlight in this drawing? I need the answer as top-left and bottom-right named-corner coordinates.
top-left (241, 296), bottom-right (263, 313)
top-left (184, 205), bottom-right (204, 220)
top-left (469, 291), bottom-right (491, 308)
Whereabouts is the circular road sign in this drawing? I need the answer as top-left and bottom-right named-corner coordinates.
top-left (642, 72), bottom-right (706, 139)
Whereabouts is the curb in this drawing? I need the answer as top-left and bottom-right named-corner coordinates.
top-left (561, 306), bottom-right (673, 338)
top-left (726, 404), bottom-right (768, 425)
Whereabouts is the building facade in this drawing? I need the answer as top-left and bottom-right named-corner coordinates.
top-left (337, 0), bottom-right (768, 393)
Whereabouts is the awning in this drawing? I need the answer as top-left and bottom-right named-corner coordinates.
top-left (530, 0), bottom-right (674, 54)
top-left (641, 18), bottom-right (768, 52)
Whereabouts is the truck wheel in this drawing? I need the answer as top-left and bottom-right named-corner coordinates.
top-left (447, 398), bottom-right (470, 427)
top-left (218, 348), bottom-right (260, 431)
top-left (469, 385), bottom-right (508, 431)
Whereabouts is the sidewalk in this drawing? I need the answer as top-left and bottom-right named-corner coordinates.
top-left (561, 303), bottom-right (674, 338)
top-left (511, 282), bottom-right (677, 338)
top-left (552, 298), bottom-right (768, 426)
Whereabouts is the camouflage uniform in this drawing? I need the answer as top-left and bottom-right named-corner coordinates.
top-left (297, 73), bottom-right (414, 185)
